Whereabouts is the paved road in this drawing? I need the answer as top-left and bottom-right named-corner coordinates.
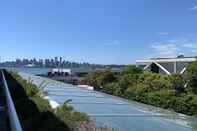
top-left (19, 72), bottom-right (197, 131)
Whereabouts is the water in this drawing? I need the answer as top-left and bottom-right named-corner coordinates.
top-left (15, 68), bottom-right (197, 131)
top-left (4, 67), bottom-right (51, 75)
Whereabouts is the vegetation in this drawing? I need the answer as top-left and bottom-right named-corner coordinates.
top-left (187, 61), bottom-right (197, 93)
top-left (4, 70), bottom-right (115, 131)
top-left (86, 64), bottom-right (197, 116)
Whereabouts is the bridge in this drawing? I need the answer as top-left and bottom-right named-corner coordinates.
top-left (0, 69), bottom-right (22, 131)
top-left (136, 57), bottom-right (196, 75)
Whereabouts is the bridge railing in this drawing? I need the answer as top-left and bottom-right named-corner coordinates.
top-left (1, 70), bottom-right (23, 131)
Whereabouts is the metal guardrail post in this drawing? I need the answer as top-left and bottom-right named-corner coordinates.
top-left (1, 70), bottom-right (23, 131)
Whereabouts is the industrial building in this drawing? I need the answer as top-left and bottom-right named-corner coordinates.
top-left (136, 56), bottom-right (197, 75)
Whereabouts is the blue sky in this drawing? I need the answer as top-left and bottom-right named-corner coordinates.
top-left (1, 0), bottom-right (197, 64)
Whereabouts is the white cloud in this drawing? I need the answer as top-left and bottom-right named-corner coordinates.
top-left (189, 6), bottom-right (197, 10)
top-left (158, 32), bottom-right (169, 36)
top-left (191, 49), bottom-right (197, 53)
top-left (150, 43), bottom-right (179, 57)
top-left (181, 43), bottom-right (197, 48)
top-left (149, 38), bottom-right (197, 58)
top-left (104, 40), bottom-right (120, 46)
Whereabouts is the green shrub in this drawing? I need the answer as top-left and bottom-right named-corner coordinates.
top-left (6, 71), bottom-right (104, 131)
top-left (23, 111), bottom-right (70, 131)
top-left (170, 74), bottom-right (185, 94)
top-left (187, 61), bottom-right (197, 93)
top-left (174, 93), bottom-right (197, 116)
top-left (146, 90), bottom-right (175, 109)
top-left (86, 69), bottom-right (117, 90)
top-left (139, 72), bottom-right (171, 90)
top-left (15, 98), bottom-right (39, 121)
top-left (86, 65), bottom-right (197, 116)
top-left (102, 82), bottom-right (122, 96)
top-left (32, 95), bottom-right (51, 112)
top-left (55, 104), bottom-right (90, 130)
top-left (121, 65), bottom-right (142, 75)
top-left (126, 84), bottom-right (150, 102)
top-left (118, 74), bottom-right (138, 91)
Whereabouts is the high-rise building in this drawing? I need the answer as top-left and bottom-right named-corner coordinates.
top-left (55, 57), bottom-right (58, 67)
top-left (60, 57), bottom-right (62, 65)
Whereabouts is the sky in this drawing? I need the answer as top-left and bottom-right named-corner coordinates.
top-left (0, 0), bottom-right (197, 64)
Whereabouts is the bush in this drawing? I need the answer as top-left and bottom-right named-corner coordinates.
top-left (118, 74), bottom-right (139, 91)
top-left (170, 74), bottom-right (185, 94)
top-left (23, 111), bottom-right (70, 131)
top-left (32, 95), bottom-right (51, 112)
top-left (121, 65), bottom-right (142, 75)
top-left (55, 104), bottom-right (90, 130)
top-left (187, 61), bottom-right (197, 93)
top-left (146, 90), bottom-right (175, 109)
top-left (139, 72), bottom-right (171, 90)
top-left (86, 70), bottom-right (116, 89)
top-left (85, 65), bottom-right (197, 116)
top-left (174, 93), bottom-right (197, 116)
top-left (102, 82), bottom-right (122, 96)
top-left (15, 98), bottom-right (39, 121)
top-left (5, 70), bottom-right (104, 131)
top-left (188, 95), bottom-right (197, 116)
top-left (126, 84), bottom-right (150, 102)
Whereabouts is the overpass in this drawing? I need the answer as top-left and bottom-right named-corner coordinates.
top-left (136, 57), bottom-right (196, 75)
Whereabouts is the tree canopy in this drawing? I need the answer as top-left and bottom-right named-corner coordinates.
top-left (86, 63), bottom-right (197, 116)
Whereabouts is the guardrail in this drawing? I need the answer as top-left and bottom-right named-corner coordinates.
top-left (1, 70), bottom-right (23, 131)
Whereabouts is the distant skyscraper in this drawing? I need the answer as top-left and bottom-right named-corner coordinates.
top-left (60, 57), bottom-right (62, 66)
top-left (55, 57), bottom-right (58, 62)
top-left (39, 59), bottom-right (44, 67)
top-left (55, 57), bottom-right (58, 66)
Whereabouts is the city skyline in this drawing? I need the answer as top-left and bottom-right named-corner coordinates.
top-left (0, 56), bottom-right (108, 64)
top-left (0, 57), bottom-right (104, 68)
top-left (1, 0), bottom-right (197, 64)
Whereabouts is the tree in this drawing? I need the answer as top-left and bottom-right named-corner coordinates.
top-left (86, 70), bottom-right (116, 90)
top-left (103, 82), bottom-right (122, 96)
top-left (118, 65), bottom-right (142, 91)
top-left (100, 69), bottom-right (116, 85)
top-left (86, 72), bottom-right (103, 89)
top-left (118, 74), bottom-right (139, 92)
top-left (170, 74), bottom-right (185, 94)
top-left (126, 83), bottom-right (150, 102)
top-left (187, 61), bottom-right (197, 93)
top-left (138, 72), bottom-right (171, 90)
top-left (121, 65), bottom-right (142, 75)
